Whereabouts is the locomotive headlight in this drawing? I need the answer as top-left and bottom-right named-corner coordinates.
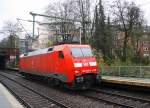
top-left (74, 63), bottom-right (82, 67)
top-left (75, 70), bottom-right (81, 76)
top-left (75, 70), bottom-right (80, 74)
top-left (92, 69), bottom-right (97, 72)
top-left (89, 62), bottom-right (97, 66)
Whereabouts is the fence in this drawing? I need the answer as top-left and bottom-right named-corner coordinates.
top-left (100, 66), bottom-right (150, 78)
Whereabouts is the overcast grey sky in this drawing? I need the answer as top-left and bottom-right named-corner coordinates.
top-left (0, 0), bottom-right (150, 39)
top-left (0, 0), bottom-right (50, 28)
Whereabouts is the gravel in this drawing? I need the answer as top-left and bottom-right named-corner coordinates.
top-left (0, 72), bottom-right (114, 108)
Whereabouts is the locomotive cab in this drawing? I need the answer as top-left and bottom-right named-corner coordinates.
top-left (69, 45), bottom-right (100, 89)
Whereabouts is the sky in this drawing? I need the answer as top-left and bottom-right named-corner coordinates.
top-left (135, 0), bottom-right (150, 24)
top-left (0, 0), bottom-right (52, 22)
top-left (0, 0), bottom-right (51, 27)
top-left (0, 0), bottom-right (150, 39)
top-left (0, 0), bottom-right (52, 39)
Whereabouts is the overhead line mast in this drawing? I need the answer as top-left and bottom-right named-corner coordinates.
top-left (29, 12), bottom-right (91, 44)
top-left (30, 12), bottom-right (80, 38)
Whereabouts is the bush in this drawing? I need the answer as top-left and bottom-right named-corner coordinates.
top-left (142, 57), bottom-right (150, 65)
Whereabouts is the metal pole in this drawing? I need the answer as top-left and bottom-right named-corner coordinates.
top-left (140, 66), bottom-right (142, 78)
top-left (79, 27), bottom-right (82, 44)
top-left (32, 15), bottom-right (35, 38)
top-left (30, 12), bottom-right (81, 22)
top-left (26, 39), bottom-right (28, 53)
top-left (119, 66), bottom-right (120, 76)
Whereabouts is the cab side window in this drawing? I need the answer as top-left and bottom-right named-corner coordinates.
top-left (58, 51), bottom-right (64, 59)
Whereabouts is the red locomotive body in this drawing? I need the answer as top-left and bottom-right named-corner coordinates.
top-left (19, 44), bottom-right (100, 89)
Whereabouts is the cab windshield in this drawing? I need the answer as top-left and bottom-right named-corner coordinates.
top-left (70, 47), bottom-right (93, 57)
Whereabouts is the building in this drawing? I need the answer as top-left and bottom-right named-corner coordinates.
top-left (31, 26), bottom-right (55, 49)
top-left (19, 39), bottom-right (28, 54)
top-left (31, 21), bottom-right (79, 49)
top-left (114, 31), bottom-right (150, 58)
top-left (0, 47), bottom-right (19, 68)
top-left (138, 32), bottom-right (150, 58)
top-left (114, 31), bottom-right (125, 49)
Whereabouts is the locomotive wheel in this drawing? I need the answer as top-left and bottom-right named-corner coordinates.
top-left (24, 73), bottom-right (30, 79)
top-left (47, 78), bottom-right (54, 86)
top-left (48, 78), bottom-right (61, 86)
top-left (53, 78), bottom-right (61, 86)
top-left (82, 81), bottom-right (91, 90)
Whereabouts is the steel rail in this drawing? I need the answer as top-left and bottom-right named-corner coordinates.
top-left (90, 88), bottom-right (150, 104)
top-left (82, 88), bottom-right (150, 108)
top-left (80, 93), bottom-right (134, 108)
top-left (0, 81), bottom-right (32, 108)
top-left (0, 73), bottom-right (70, 108)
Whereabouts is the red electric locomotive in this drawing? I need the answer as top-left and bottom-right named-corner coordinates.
top-left (19, 44), bottom-right (101, 89)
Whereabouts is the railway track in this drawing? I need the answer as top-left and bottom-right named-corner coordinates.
top-left (80, 88), bottom-right (150, 108)
top-left (0, 72), bottom-right (70, 108)
top-left (1, 70), bottom-right (150, 108)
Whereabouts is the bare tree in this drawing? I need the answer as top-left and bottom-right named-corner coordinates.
top-left (45, 0), bottom-right (92, 44)
top-left (2, 21), bottom-right (22, 48)
top-left (3, 21), bottom-right (22, 36)
top-left (111, 0), bottom-right (144, 61)
top-left (76, 0), bottom-right (91, 44)
top-left (45, 0), bottom-right (76, 32)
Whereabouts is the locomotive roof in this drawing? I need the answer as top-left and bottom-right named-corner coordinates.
top-left (64, 44), bottom-right (90, 47)
top-left (20, 44), bottom-right (90, 57)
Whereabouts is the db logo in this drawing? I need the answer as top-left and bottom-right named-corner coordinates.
top-left (83, 63), bottom-right (88, 66)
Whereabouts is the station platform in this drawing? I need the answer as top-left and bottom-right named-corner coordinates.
top-left (6, 68), bottom-right (19, 71)
top-left (102, 76), bottom-right (150, 88)
top-left (0, 83), bottom-right (23, 108)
